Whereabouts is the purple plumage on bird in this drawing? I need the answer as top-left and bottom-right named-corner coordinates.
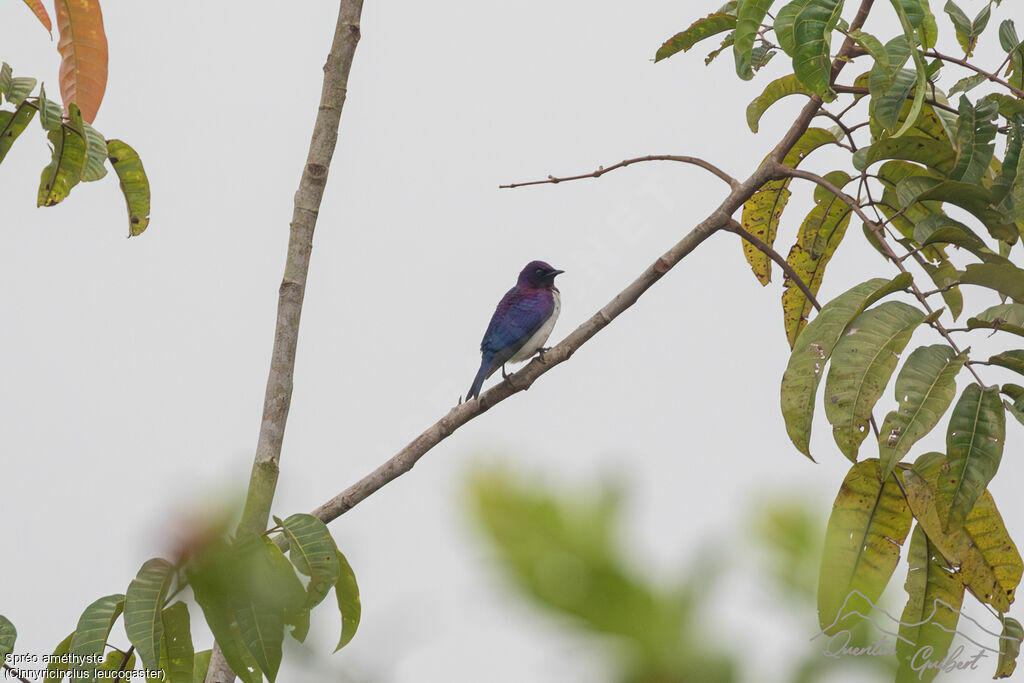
top-left (466, 260), bottom-right (564, 400)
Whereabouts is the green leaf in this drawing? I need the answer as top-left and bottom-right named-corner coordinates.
top-left (734, 0), bottom-right (776, 78)
top-left (125, 558), bottom-right (174, 671)
top-left (746, 74), bottom-right (812, 132)
top-left (887, 1), bottom-right (930, 136)
top-left (781, 0), bottom-right (843, 100)
top-left (873, 69), bottom-right (917, 132)
top-left (192, 650), bottom-right (212, 683)
top-left (44, 632), bottom-right (73, 682)
top-left (938, 384), bottom-right (1005, 531)
top-left (996, 616), bottom-right (1023, 678)
top-left (949, 95), bottom-right (998, 184)
top-left (913, 214), bottom-right (1009, 264)
top-left (1000, 19), bottom-right (1021, 54)
top-left (107, 139), bottom-right (151, 236)
top-left (824, 301), bottom-right (927, 461)
top-left (943, 0), bottom-right (990, 55)
top-left (869, 36), bottom-right (910, 98)
top-left (0, 101), bottom-right (36, 164)
top-left (38, 104), bottom-right (87, 207)
top-left (781, 274), bottom-right (912, 459)
top-left (655, 12), bottom-right (737, 62)
top-left (878, 345), bottom-right (966, 480)
top-left (782, 171), bottom-right (854, 346)
top-left (817, 459), bottom-right (913, 634)
top-left (897, 178), bottom-right (1017, 242)
top-left (81, 122), bottom-right (107, 182)
top-left (334, 548), bottom-right (361, 651)
top-left (848, 29), bottom-right (891, 87)
top-left (5, 76), bottom-right (36, 106)
top-left (275, 513), bottom-right (341, 612)
top-left (187, 539), bottom-right (263, 683)
top-left (967, 303), bottom-right (1024, 337)
top-left (97, 651), bottom-right (134, 674)
top-left (150, 602), bottom-right (193, 683)
top-left (903, 452), bottom-right (1022, 611)
top-left (895, 525), bottom-right (965, 683)
top-left (0, 616), bottom-right (15, 666)
top-left (948, 73), bottom-right (986, 96)
top-left (989, 350), bottom-right (1024, 376)
top-left (0, 63), bottom-right (11, 96)
top-left (37, 83), bottom-right (62, 131)
top-left (960, 263), bottom-right (1024, 302)
top-left (741, 127), bottom-right (835, 284)
top-left (69, 594), bottom-right (125, 682)
top-left (853, 135), bottom-right (956, 174)
top-left (705, 32), bottom-right (735, 65)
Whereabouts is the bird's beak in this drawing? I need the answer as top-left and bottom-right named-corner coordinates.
top-left (550, 269), bottom-right (565, 277)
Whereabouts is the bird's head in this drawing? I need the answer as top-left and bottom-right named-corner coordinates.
top-left (518, 260), bottom-right (564, 289)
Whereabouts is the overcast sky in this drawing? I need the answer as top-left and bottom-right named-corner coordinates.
top-left (2, 2), bottom-right (1018, 682)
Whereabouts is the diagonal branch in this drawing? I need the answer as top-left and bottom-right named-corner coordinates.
top-left (306, 0), bottom-right (879, 529)
top-left (499, 154), bottom-right (740, 190)
top-left (924, 50), bottom-right (1024, 99)
top-left (205, 1), bottom-right (365, 681)
top-left (724, 219), bottom-right (822, 311)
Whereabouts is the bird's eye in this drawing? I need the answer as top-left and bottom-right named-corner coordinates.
top-left (535, 267), bottom-right (543, 274)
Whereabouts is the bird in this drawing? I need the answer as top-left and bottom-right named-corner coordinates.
top-left (467, 260), bottom-right (564, 400)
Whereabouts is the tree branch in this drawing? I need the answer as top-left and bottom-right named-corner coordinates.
top-left (924, 50), bottom-right (1024, 99)
top-left (724, 219), bottom-right (822, 311)
top-left (205, 1), bottom-right (364, 681)
top-left (306, 0), bottom-right (880, 530)
top-left (499, 154), bottom-right (740, 190)
top-left (833, 84), bottom-right (958, 115)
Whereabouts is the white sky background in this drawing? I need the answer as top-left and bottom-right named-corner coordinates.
top-left (1, 1), bottom-right (1020, 682)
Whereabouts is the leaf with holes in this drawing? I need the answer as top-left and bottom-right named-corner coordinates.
top-left (741, 127), bottom-right (834, 284)
top-left (656, 11), bottom-right (737, 62)
top-left (0, 102), bottom-right (36, 164)
top-left (938, 384), bottom-right (1005, 531)
top-left (896, 524), bottom-right (965, 681)
top-left (996, 616), bottom-right (1023, 678)
top-left (824, 301), bottom-right (927, 461)
top-left (878, 345), bottom-right (966, 480)
top-left (55, 0), bottom-right (108, 123)
top-left (782, 171), bottom-right (853, 346)
top-left (107, 139), bottom-right (150, 236)
top-left (781, 275), bottom-right (912, 459)
top-left (903, 452), bottom-right (1021, 611)
top-left (817, 459), bottom-right (912, 635)
top-left (38, 104), bottom-right (87, 207)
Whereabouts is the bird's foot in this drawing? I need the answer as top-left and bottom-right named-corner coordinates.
top-left (501, 364), bottom-right (510, 379)
top-left (537, 347), bottom-right (551, 363)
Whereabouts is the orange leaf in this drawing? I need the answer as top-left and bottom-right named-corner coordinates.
top-left (55, 0), bottom-right (108, 124)
top-left (21, 0), bottom-right (52, 32)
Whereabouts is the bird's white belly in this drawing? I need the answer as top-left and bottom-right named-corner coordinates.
top-left (509, 290), bottom-right (560, 362)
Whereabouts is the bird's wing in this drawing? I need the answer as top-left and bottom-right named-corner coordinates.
top-left (480, 288), bottom-right (553, 357)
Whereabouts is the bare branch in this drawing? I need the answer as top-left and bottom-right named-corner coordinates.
top-left (925, 50), bottom-right (1024, 99)
top-left (499, 154), bottom-right (740, 190)
top-left (205, 1), bottom-right (365, 681)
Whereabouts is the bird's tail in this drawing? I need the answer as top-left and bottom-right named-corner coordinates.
top-left (467, 358), bottom-right (492, 400)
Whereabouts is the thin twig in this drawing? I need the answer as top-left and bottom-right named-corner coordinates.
top-left (499, 154), bottom-right (740, 190)
top-left (118, 646), bottom-right (136, 673)
top-left (833, 84), bottom-right (958, 115)
top-left (724, 220), bottom-right (822, 311)
top-left (925, 50), bottom-right (1024, 99)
